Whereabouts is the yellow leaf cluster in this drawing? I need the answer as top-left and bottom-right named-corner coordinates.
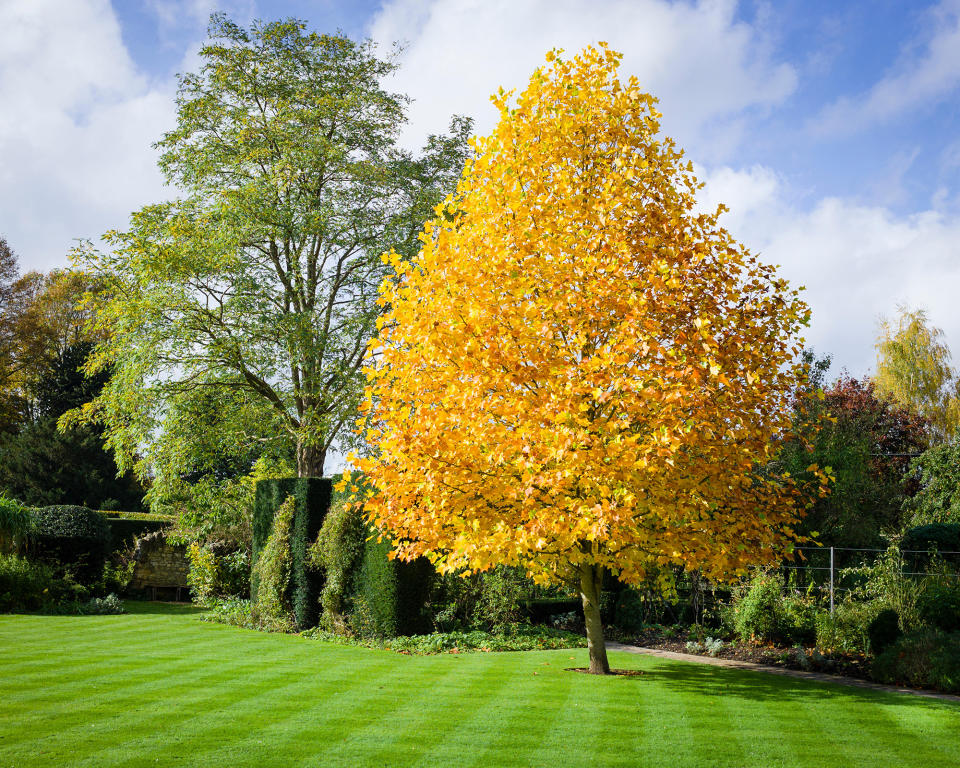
top-left (355, 44), bottom-right (811, 587)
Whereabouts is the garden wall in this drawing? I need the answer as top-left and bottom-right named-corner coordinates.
top-left (129, 531), bottom-right (190, 601)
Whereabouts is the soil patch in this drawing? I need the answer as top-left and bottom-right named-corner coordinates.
top-left (566, 667), bottom-right (648, 677)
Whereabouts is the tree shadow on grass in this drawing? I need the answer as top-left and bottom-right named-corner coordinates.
top-left (122, 600), bottom-right (205, 616)
top-left (641, 659), bottom-right (960, 711)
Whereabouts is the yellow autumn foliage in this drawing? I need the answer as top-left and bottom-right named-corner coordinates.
top-left (354, 44), bottom-right (814, 590)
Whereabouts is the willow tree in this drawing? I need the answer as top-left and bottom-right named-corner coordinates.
top-left (70, 15), bottom-right (471, 480)
top-left (355, 45), bottom-right (817, 674)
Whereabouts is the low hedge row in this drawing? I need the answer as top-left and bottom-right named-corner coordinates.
top-left (33, 505), bottom-right (110, 582)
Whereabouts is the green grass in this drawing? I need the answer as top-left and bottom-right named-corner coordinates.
top-left (1, 602), bottom-right (958, 768)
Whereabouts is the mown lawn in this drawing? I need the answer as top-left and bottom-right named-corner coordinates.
top-left (1, 602), bottom-right (958, 768)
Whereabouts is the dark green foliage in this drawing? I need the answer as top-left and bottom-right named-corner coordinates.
top-left (0, 343), bottom-right (145, 511)
top-left (902, 523), bottom-right (960, 566)
top-left (0, 418), bottom-right (145, 510)
top-left (351, 533), bottom-right (434, 637)
top-left (614, 588), bottom-right (646, 632)
top-left (474, 567), bottom-right (527, 630)
top-left (520, 597), bottom-right (582, 624)
top-left (251, 495), bottom-right (295, 628)
top-left (867, 609), bottom-right (902, 654)
top-left (105, 517), bottom-right (168, 550)
top-left (917, 579), bottom-right (960, 632)
top-left (32, 505), bottom-right (110, 582)
top-left (430, 566), bottom-right (534, 632)
top-left (871, 630), bottom-right (960, 693)
top-left (252, 478), bottom-right (330, 629)
top-left (0, 553), bottom-right (54, 612)
top-left (903, 444), bottom-right (960, 526)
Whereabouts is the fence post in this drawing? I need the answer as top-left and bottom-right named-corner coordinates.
top-left (829, 546), bottom-right (835, 618)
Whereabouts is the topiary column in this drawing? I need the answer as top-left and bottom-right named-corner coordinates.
top-left (252, 478), bottom-right (331, 630)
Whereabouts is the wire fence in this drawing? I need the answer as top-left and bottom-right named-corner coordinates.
top-left (780, 545), bottom-right (960, 616)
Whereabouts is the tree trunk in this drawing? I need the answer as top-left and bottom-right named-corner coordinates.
top-left (579, 562), bottom-right (611, 674)
top-left (296, 439), bottom-right (325, 478)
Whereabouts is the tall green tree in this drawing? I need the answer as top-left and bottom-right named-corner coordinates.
top-left (0, 271), bottom-right (145, 510)
top-left (71, 15), bottom-right (471, 481)
top-left (875, 306), bottom-right (960, 444)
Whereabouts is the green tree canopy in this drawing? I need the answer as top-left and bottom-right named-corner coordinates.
top-left (70, 15), bottom-right (472, 483)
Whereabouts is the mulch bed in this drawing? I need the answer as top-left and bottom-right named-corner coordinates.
top-left (619, 627), bottom-right (872, 681)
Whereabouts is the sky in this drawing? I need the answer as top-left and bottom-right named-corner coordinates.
top-left (1, 0), bottom-right (959, 378)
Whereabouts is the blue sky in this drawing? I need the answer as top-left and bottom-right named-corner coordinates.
top-left (1, 0), bottom-right (959, 377)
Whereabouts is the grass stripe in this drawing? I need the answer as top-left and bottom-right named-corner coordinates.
top-left (2, 604), bottom-right (959, 768)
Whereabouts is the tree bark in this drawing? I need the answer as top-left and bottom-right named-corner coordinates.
top-left (296, 439), bottom-right (325, 478)
top-left (579, 562), bottom-right (611, 674)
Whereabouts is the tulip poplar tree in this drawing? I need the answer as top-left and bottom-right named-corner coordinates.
top-left (354, 45), bottom-right (815, 674)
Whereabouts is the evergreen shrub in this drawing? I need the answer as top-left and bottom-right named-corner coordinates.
top-left (902, 524), bottom-right (960, 566)
top-left (351, 533), bottom-right (434, 638)
top-left (104, 517), bottom-right (168, 550)
top-left (252, 478), bottom-right (331, 629)
top-left (872, 630), bottom-right (960, 693)
top-left (33, 505), bottom-right (110, 582)
top-left (867, 608), bottom-right (902, 654)
top-left (917, 578), bottom-right (960, 632)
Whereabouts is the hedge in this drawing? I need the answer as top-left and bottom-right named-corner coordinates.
top-left (32, 505), bottom-right (110, 582)
top-left (352, 532), bottom-right (434, 637)
top-left (252, 478), bottom-right (331, 630)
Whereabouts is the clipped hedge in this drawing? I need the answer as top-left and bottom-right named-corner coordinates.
top-left (351, 532), bottom-right (434, 638)
top-left (33, 505), bottom-right (110, 582)
top-left (252, 478), bottom-right (331, 630)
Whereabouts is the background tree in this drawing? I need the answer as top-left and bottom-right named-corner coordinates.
top-left (70, 15), bottom-right (472, 483)
top-left (0, 237), bottom-right (23, 432)
top-left (355, 45), bottom-right (817, 674)
top-left (903, 444), bottom-right (960, 526)
top-left (875, 306), bottom-right (960, 444)
top-left (778, 355), bottom-right (927, 548)
top-left (0, 267), bottom-right (144, 509)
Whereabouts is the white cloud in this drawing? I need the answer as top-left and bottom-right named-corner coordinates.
top-left (812, 0), bottom-right (960, 136)
top-left (700, 165), bottom-right (960, 376)
top-left (0, 0), bottom-right (176, 270)
top-left (368, 0), bottom-right (796, 160)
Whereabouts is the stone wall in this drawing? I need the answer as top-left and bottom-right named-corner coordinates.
top-left (129, 530), bottom-right (190, 600)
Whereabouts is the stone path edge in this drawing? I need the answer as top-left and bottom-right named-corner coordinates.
top-left (607, 641), bottom-right (960, 704)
